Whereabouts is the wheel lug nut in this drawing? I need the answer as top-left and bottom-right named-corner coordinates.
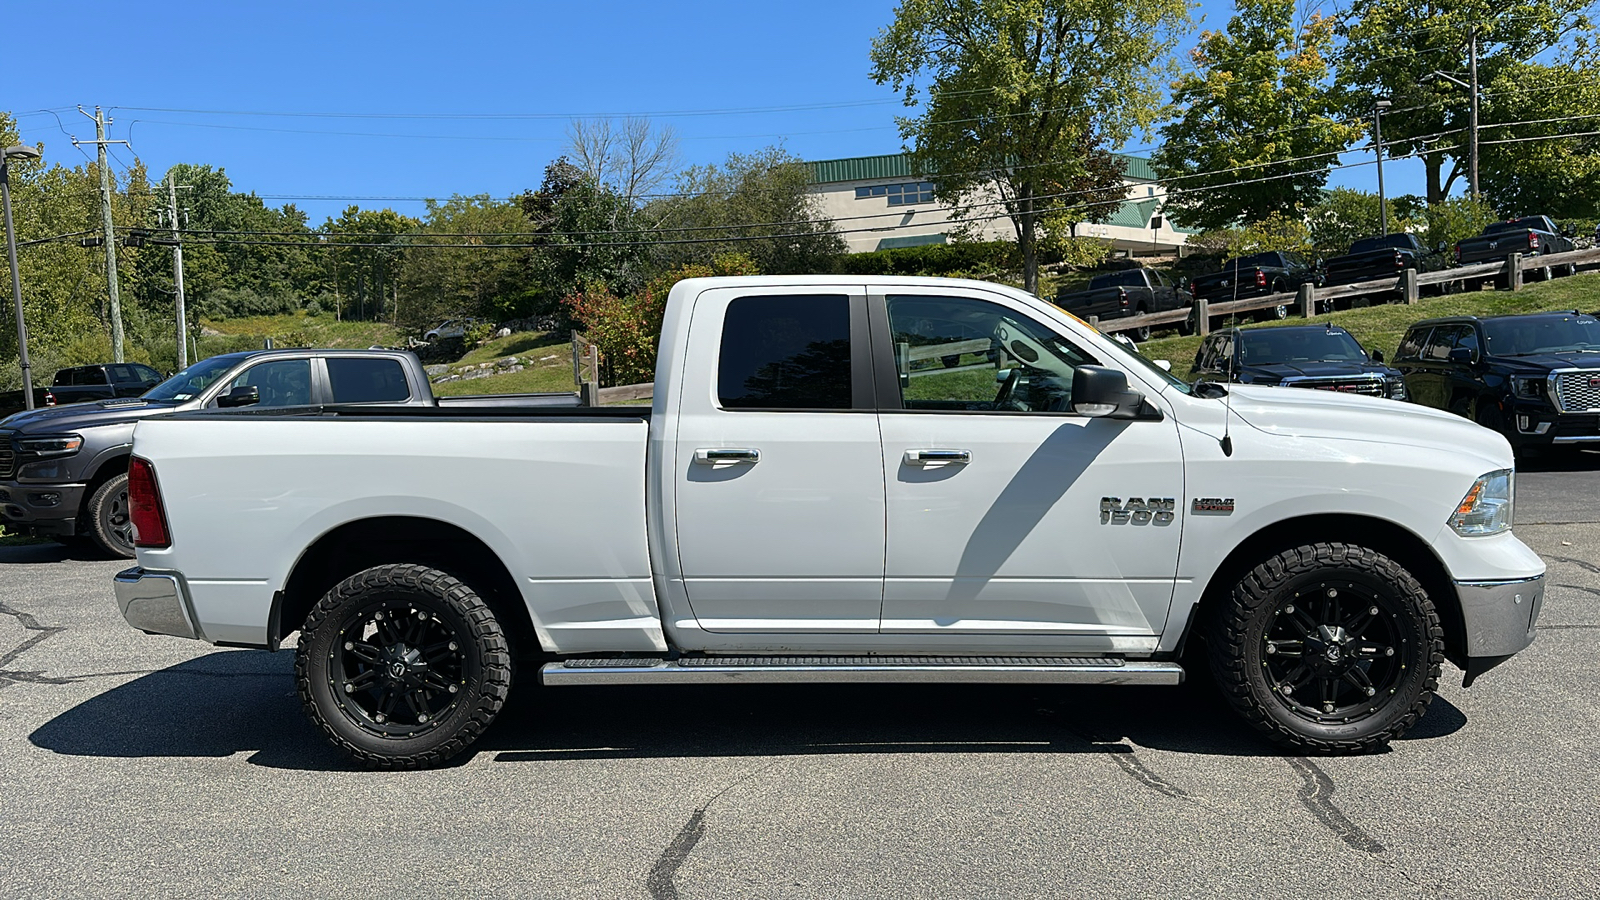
top-left (1327, 589), bottom-right (1338, 598)
top-left (418, 714), bottom-right (429, 723)
top-left (1369, 606), bottom-right (1379, 616)
top-left (344, 641), bottom-right (353, 650)
top-left (448, 641), bottom-right (458, 651)
top-left (417, 609), bottom-right (427, 619)
top-left (1284, 604), bottom-right (1295, 614)
top-left (375, 611), bottom-right (384, 620)
top-left (1323, 702), bottom-right (1335, 713)
top-left (1282, 684), bottom-right (1293, 695)
top-left (1265, 644), bottom-right (1276, 655)
top-left (375, 713), bottom-right (386, 723)
top-left (1365, 687), bottom-right (1376, 696)
top-left (448, 684), bottom-right (459, 694)
top-left (1385, 647), bottom-right (1395, 657)
top-left (343, 683), bottom-right (354, 693)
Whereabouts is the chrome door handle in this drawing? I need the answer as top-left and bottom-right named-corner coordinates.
top-left (903, 449), bottom-right (970, 464)
top-left (694, 448), bottom-right (761, 464)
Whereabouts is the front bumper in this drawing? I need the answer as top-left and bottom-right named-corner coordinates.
top-left (114, 566), bottom-right (204, 641)
top-left (0, 480), bottom-right (86, 535)
top-left (1455, 574), bottom-right (1543, 686)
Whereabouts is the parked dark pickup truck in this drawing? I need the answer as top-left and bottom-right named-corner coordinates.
top-left (46, 363), bottom-right (164, 407)
top-left (1189, 251), bottom-right (1321, 319)
top-left (1455, 216), bottom-right (1577, 282)
top-left (1190, 325), bottom-right (1407, 399)
top-left (0, 348), bottom-right (578, 557)
top-left (1323, 233), bottom-right (1449, 290)
top-left (1054, 268), bottom-right (1191, 341)
top-left (1393, 311), bottom-right (1600, 453)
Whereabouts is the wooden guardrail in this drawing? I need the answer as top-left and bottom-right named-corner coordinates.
top-left (1091, 245), bottom-right (1600, 337)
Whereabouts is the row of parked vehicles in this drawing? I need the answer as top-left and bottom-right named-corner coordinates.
top-left (1056, 216), bottom-right (1585, 338)
top-left (1186, 309), bottom-right (1600, 456)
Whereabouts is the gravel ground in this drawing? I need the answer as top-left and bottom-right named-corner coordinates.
top-left (2, 468), bottom-right (1597, 899)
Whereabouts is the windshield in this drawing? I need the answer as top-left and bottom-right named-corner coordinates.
top-left (1482, 314), bottom-right (1600, 356)
top-left (1231, 252), bottom-right (1282, 268)
top-left (1239, 328), bottom-right (1368, 363)
top-left (1096, 333), bottom-right (1193, 394)
top-left (143, 356), bottom-right (240, 402)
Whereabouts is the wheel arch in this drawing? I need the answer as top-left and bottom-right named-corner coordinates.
top-left (1180, 513), bottom-right (1465, 668)
top-left (76, 448), bottom-right (132, 519)
top-left (275, 515), bottom-right (540, 657)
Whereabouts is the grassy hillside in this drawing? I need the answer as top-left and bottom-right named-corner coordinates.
top-left (429, 332), bottom-right (579, 397)
top-left (1138, 271), bottom-right (1600, 381)
top-left (196, 313), bottom-right (405, 358)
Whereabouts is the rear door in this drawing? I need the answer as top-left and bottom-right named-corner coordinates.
top-left (671, 286), bottom-right (886, 633)
top-left (872, 286), bottom-right (1184, 649)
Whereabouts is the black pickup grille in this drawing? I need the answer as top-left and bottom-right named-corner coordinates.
top-left (0, 432), bottom-right (15, 479)
top-left (1554, 372), bottom-right (1600, 413)
top-left (1287, 377), bottom-right (1387, 397)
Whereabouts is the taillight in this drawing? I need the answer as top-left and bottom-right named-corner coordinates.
top-left (1455, 242), bottom-right (1462, 264)
top-left (128, 456), bottom-right (171, 549)
top-left (45, 392), bottom-right (56, 406)
top-left (1255, 270), bottom-right (1267, 288)
top-left (1188, 281), bottom-right (1196, 295)
top-left (1529, 232), bottom-right (1540, 249)
top-left (1118, 287), bottom-right (1129, 308)
top-left (1395, 252), bottom-right (1405, 268)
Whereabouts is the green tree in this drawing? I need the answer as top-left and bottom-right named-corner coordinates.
top-left (1476, 46), bottom-right (1600, 218)
top-left (521, 158), bottom-right (653, 302)
top-left (647, 146), bottom-right (844, 275)
top-left (1154, 0), bottom-right (1359, 230)
top-left (1305, 187), bottom-right (1424, 260)
top-left (870, 0), bottom-right (1191, 293)
top-left (399, 196), bottom-right (537, 332)
top-left (322, 206), bottom-right (419, 322)
top-left (1336, 0), bottom-right (1594, 205)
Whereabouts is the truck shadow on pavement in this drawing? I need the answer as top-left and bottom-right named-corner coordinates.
top-left (29, 650), bottom-right (1468, 770)
top-left (0, 542), bottom-right (125, 564)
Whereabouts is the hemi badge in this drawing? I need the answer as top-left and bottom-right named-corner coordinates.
top-left (1192, 497), bottom-right (1235, 515)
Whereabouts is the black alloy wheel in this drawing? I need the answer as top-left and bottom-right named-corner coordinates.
top-left (296, 564), bottom-right (511, 768)
top-left (1210, 542), bottom-right (1442, 753)
top-left (1130, 306), bottom-right (1152, 342)
top-left (87, 473), bottom-right (135, 559)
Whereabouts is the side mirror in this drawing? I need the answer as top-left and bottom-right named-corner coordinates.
top-left (1434, 242), bottom-right (1448, 254)
top-left (216, 385), bottom-right (260, 408)
top-left (1446, 347), bottom-right (1476, 364)
top-left (1071, 365), bottom-right (1152, 419)
top-left (1370, 348), bottom-right (1385, 363)
top-left (1155, 359), bottom-right (1173, 372)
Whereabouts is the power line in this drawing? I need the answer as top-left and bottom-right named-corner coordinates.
top-left (111, 98), bottom-right (906, 121)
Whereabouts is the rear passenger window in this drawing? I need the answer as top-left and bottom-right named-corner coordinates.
top-left (718, 295), bottom-right (852, 410)
top-left (327, 358), bottom-right (410, 403)
top-left (77, 368), bottom-right (109, 385)
top-left (1423, 327), bottom-right (1459, 361)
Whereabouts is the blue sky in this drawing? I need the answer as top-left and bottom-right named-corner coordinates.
top-left (7, 0), bottom-right (1413, 225)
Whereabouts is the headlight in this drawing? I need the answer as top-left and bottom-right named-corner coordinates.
top-left (1387, 379), bottom-right (1408, 400)
top-left (1510, 376), bottom-right (1545, 399)
top-left (16, 434), bottom-right (84, 458)
top-left (1449, 469), bottom-right (1514, 536)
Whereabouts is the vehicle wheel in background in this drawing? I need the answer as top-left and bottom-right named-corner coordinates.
top-left (1537, 266), bottom-right (1553, 282)
top-left (1178, 310), bottom-right (1197, 336)
top-left (1208, 542), bottom-right (1442, 753)
top-left (941, 354), bottom-right (961, 369)
top-left (86, 473), bottom-right (134, 559)
top-left (1566, 264), bottom-right (1579, 277)
top-left (295, 564), bottom-right (512, 769)
top-left (1131, 306), bottom-right (1152, 342)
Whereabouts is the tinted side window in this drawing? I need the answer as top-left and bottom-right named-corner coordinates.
top-left (77, 368), bottom-right (109, 385)
top-left (327, 358), bottom-right (410, 403)
top-left (225, 359), bottom-right (313, 407)
top-left (1424, 325), bottom-right (1463, 361)
top-left (1395, 327), bottom-right (1430, 361)
top-left (718, 295), bottom-right (852, 410)
top-left (134, 365), bottom-right (161, 383)
top-left (52, 369), bottom-right (74, 386)
top-left (109, 365), bottom-right (138, 383)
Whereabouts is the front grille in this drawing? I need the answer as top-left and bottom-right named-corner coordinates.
top-left (1286, 377), bottom-right (1387, 396)
top-left (0, 432), bottom-right (15, 479)
top-left (1554, 372), bottom-right (1600, 412)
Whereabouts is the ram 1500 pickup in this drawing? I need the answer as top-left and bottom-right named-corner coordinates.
top-left (114, 276), bottom-right (1545, 768)
top-left (1053, 268), bottom-right (1191, 340)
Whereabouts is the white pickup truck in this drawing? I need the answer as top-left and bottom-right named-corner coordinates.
top-left (114, 276), bottom-right (1544, 768)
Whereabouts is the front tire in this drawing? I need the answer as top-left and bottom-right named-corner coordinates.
top-left (1209, 543), bottom-right (1442, 753)
top-left (86, 473), bottom-right (135, 559)
top-left (295, 564), bottom-right (512, 769)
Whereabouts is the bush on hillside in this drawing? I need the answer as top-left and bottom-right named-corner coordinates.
top-left (831, 240), bottom-right (1026, 277)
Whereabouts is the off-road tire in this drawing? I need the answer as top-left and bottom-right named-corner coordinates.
top-left (295, 564), bottom-right (512, 769)
top-left (86, 473), bottom-right (134, 559)
top-left (1209, 543), bottom-right (1443, 754)
top-left (1475, 402), bottom-right (1507, 439)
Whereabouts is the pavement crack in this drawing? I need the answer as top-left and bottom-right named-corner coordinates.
top-left (1069, 726), bottom-right (1196, 803)
top-left (1286, 757), bottom-right (1386, 854)
top-left (0, 601), bottom-right (68, 684)
top-left (1549, 582), bottom-right (1600, 599)
top-left (1545, 555), bottom-right (1600, 576)
top-left (646, 759), bottom-right (780, 900)
top-left (1538, 623), bottom-right (1600, 630)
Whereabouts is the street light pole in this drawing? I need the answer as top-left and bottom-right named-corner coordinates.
top-left (1468, 27), bottom-right (1480, 199)
top-left (2, 145), bottom-right (42, 410)
top-left (1374, 100), bottom-right (1391, 236)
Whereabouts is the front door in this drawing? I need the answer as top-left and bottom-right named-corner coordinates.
top-left (672, 287), bottom-right (885, 633)
top-left (873, 287), bottom-right (1184, 649)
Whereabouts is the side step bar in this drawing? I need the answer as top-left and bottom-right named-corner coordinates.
top-left (541, 655), bottom-right (1184, 687)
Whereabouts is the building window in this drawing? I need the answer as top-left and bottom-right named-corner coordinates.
top-left (1147, 186), bottom-right (1155, 196)
top-left (855, 182), bottom-right (936, 205)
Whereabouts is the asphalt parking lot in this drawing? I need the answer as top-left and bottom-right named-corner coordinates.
top-left (3, 464), bottom-right (1599, 899)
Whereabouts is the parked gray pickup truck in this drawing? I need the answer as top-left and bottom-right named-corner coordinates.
top-left (0, 348), bottom-right (576, 557)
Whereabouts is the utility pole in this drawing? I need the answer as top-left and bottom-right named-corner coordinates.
top-left (1468, 26), bottom-right (1480, 199)
top-left (167, 174), bottom-right (189, 369)
top-left (1374, 100), bottom-right (1391, 236)
top-left (74, 107), bottom-right (130, 362)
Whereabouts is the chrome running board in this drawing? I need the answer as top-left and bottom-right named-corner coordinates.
top-left (541, 655), bottom-right (1184, 686)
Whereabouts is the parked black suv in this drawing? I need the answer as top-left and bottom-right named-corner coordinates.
top-left (1392, 311), bottom-right (1600, 452)
top-left (47, 363), bottom-right (163, 406)
top-left (1190, 325), bottom-right (1407, 399)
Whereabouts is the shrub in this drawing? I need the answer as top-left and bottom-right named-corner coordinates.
top-left (831, 240), bottom-right (1022, 277)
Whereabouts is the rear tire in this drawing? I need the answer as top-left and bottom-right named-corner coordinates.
top-left (295, 564), bottom-right (512, 769)
top-left (1208, 543), bottom-right (1442, 753)
top-left (1131, 305), bottom-right (1151, 342)
top-left (86, 473), bottom-right (134, 559)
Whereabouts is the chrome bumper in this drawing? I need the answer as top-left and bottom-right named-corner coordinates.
top-left (114, 567), bottom-right (202, 641)
top-left (1455, 574), bottom-right (1543, 685)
